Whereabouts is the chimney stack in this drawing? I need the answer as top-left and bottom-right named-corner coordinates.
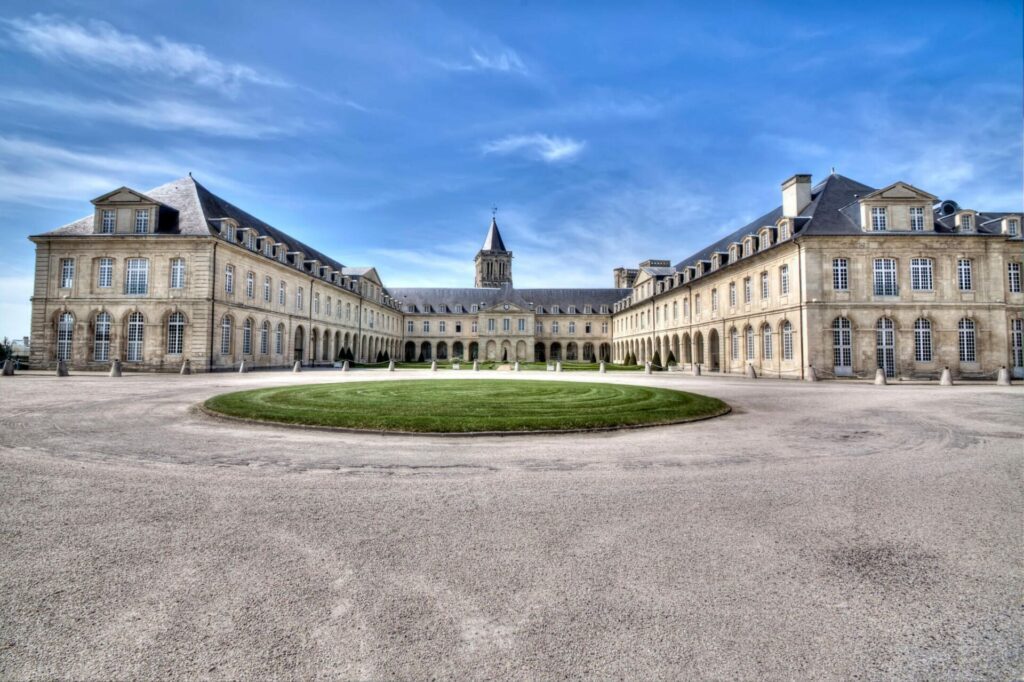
top-left (782, 174), bottom-right (812, 217)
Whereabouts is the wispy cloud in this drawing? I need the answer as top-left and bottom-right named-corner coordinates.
top-left (2, 14), bottom-right (284, 92)
top-left (0, 89), bottom-right (294, 138)
top-left (481, 133), bottom-right (585, 162)
top-left (437, 47), bottom-right (528, 75)
top-left (0, 275), bottom-right (34, 339)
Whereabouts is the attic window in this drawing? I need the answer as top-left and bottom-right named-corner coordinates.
top-left (779, 221), bottom-right (791, 240)
top-left (871, 207), bottom-right (888, 231)
top-left (100, 209), bottom-right (115, 234)
top-left (134, 209), bottom-right (150, 234)
top-left (743, 240), bottom-right (752, 257)
top-left (584, 305), bottom-right (592, 314)
top-left (568, 306), bottom-right (576, 314)
top-left (471, 304), bottom-right (478, 313)
top-left (552, 305), bottom-right (560, 314)
top-left (1009, 219), bottom-right (1019, 236)
top-left (959, 214), bottom-right (973, 232)
top-left (600, 305), bottom-right (608, 314)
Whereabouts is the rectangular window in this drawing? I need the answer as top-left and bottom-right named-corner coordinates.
top-left (502, 318), bottom-right (510, 332)
top-left (407, 320), bottom-right (414, 333)
top-left (101, 209), bottom-right (116, 234)
top-left (909, 207), bottom-right (925, 231)
top-left (487, 319), bottom-right (495, 332)
top-left (263, 276), bottom-right (271, 302)
top-left (780, 265), bottom-right (790, 295)
top-left (471, 321), bottom-right (478, 333)
top-left (423, 321), bottom-right (430, 333)
top-left (471, 305), bottom-right (478, 313)
top-left (711, 289), bottom-right (718, 312)
top-left (743, 277), bottom-right (752, 303)
top-left (694, 294), bottom-right (701, 316)
top-left (873, 258), bottom-right (897, 296)
top-left (296, 287), bottom-right (303, 310)
top-left (957, 259), bottom-right (973, 291)
top-left (728, 283), bottom-right (736, 307)
top-left (455, 322), bottom-right (462, 333)
top-left (1009, 219), bottom-right (1020, 237)
top-left (871, 206), bottom-right (887, 231)
top-left (569, 322), bottom-right (576, 334)
top-left (910, 258), bottom-right (933, 291)
top-left (601, 322), bottom-right (608, 334)
top-left (124, 258), bottom-right (149, 295)
top-left (536, 322), bottom-right (543, 334)
top-left (224, 265), bottom-right (234, 294)
top-left (552, 321), bottom-right (559, 334)
top-left (134, 209), bottom-right (150, 233)
top-left (960, 214), bottom-right (973, 231)
top-left (170, 258), bottom-right (186, 289)
top-left (60, 258), bottom-right (74, 288)
top-left (959, 320), bottom-right (976, 362)
top-left (585, 322), bottom-right (592, 334)
top-left (246, 272), bottom-right (255, 299)
top-left (518, 318), bottom-right (526, 332)
top-left (439, 321), bottom-right (447, 333)
top-left (278, 282), bottom-right (286, 305)
top-left (833, 258), bottom-right (849, 291)
top-left (97, 257), bottom-right (113, 288)
top-left (1010, 263), bottom-right (1022, 293)
top-left (760, 272), bottom-right (769, 299)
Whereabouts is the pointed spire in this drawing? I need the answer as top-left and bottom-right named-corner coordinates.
top-left (481, 216), bottom-right (507, 252)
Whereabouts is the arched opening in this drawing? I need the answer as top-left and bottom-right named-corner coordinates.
top-left (404, 340), bottom-right (416, 362)
top-left (420, 341), bottom-right (432, 361)
top-left (708, 328), bottom-right (720, 371)
top-left (682, 333), bottom-right (692, 364)
top-left (534, 342), bottom-right (546, 362)
top-left (550, 342), bottom-right (562, 361)
top-left (599, 343), bottom-right (610, 362)
top-left (832, 317), bottom-right (852, 375)
top-left (293, 325), bottom-right (305, 363)
top-left (469, 342), bottom-right (479, 360)
top-left (437, 341), bottom-right (448, 360)
top-left (516, 340), bottom-right (527, 360)
top-left (582, 342), bottom-right (595, 362)
top-left (485, 340), bottom-right (497, 360)
top-left (695, 332), bottom-right (704, 365)
top-left (453, 341), bottom-right (464, 359)
top-left (566, 342), bottom-right (578, 361)
top-left (500, 340), bottom-right (512, 362)
top-left (310, 328), bottom-right (319, 365)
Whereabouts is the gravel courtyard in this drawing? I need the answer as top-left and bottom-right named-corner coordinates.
top-left (0, 369), bottom-right (1021, 680)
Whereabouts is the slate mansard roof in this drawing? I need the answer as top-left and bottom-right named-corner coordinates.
top-left (41, 175), bottom-right (349, 272)
top-left (671, 173), bottom-right (1020, 274)
top-left (389, 284), bottom-right (627, 314)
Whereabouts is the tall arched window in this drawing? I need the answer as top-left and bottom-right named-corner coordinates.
top-left (762, 323), bottom-right (773, 360)
top-left (276, 323), bottom-right (284, 355)
top-left (94, 312), bottom-right (111, 362)
top-left (1011, 319), bottom-right (1023, 371)
top-left (57, 313), bottom-right (74, 361)
top-left (730, 327), bottom-right (739, 360)
top-left (876, 318), bottom-right (895, 377)
top-left (220, 316), bottom-right (232, 355)
top-left (781, 321), bottom-right (794, 361)
top-left (913, 318), bottom-right (932, 363)
top-left (833, 317), bottom-right (852, 370)
top-left (260, 321), bottom-right (269, 355)
top-left (126, 312), bottom-right (144, 362)
top-left (958, 318), bottom-right (976, 363)
top-left (242, 319), bottom-right (253, 355)
top-left (167, 312), bottom-right (185, 355)
top-left (745, 326), bottom-right (755, 361)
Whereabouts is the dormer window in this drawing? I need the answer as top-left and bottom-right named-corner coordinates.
top-left (600, 305), bottom-right (608, 314)
top-left (552, 305), bottom-right (560, 314)
top-left (743, 239), bottom-right (752, 257)
top-left (134, 209), bottom-right (150, 234)
top-left (1009, 218), bottom-right (1020, 237)
top-left (568, 306), bottom-right (576, 314)
top-left (584, 305), bottom-right (592, 314)
top-left (100, 209), bottom-right (116, 234)
top-left (871, 206), bottom-right (888, 231)
top-left (959, 213), bottom-right (973, 232)
top-left (778, 220), bottom-right (791, 240)
top-left (910, 207), bottom-right (926, 231)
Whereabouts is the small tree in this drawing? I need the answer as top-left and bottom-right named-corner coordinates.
top-left (624, 351), bottom-right (636, 366)
top-left (651, 350), bottom-right (662, 369)
top-left (382, 350), bottom-right (390, 362)
top-left (418, 351), bottom-right (425, 362)
top-left (667, 350), bottom-right (677, 365)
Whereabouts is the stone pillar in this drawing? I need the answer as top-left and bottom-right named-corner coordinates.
top-left (342, 360), bottom-right (350, 372)
top-left (180, 359), bottom-right (192, 375)
top-left (805, 365), bottom-right (818, 382)
top-left (514, 361), bottom-right (520, 372)
top-left (599, 362), bottom-right (606, 374)
top-left (556, 361), bottom-right (562, 372)
top-left (874, 368), bottom-right (887, 385)
top-left (109, 359), bottom-right (122, 377)
top-left (56, 359), bottom-right (69, 377)
top-left (430, 360), bottom-right (437, 372)
top-left (473, 360), bottom-right (479, 371)
top-left (293, 360), bottom-right (302, 373)
top-left (939, 367), bottom-right (953, 386)
top-left (388, 360), bottom-right (395, 371)
top-left (745, 363), bottom-right (757, 379)
top-left (996, 366), bottom-right (1011, 386)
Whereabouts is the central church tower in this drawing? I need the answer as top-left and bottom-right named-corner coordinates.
top-left (474, 216), bottom-right (513, 287)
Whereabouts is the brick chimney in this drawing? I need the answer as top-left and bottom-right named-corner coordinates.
top-left (782, 174), bottom-right (812, 217)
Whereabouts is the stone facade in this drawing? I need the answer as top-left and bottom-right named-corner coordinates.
top-left (26, 171), bottom-right (1024, 379)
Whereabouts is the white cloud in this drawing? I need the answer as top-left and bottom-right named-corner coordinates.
top-left (481, 133), bottom-right (585, 163)
top-left (0, 89), bottom-right (292, 138)
top-left (3, 14), bottom-right (284, 91)
top-left (437, 47), bottom-right (528, 75)
top-left (0, 275), bottom-right (34, 340)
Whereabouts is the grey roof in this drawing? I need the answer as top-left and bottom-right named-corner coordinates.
top-left (480, 217), bottom-right (508, 252)
top-left (389, 284), bottom-right (627, 313)
top-left (40, 176), bottom-right (350, 272)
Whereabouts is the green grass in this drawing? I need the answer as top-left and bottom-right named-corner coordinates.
top-left (391, 361), bottom-right (643, 371)
top-left (204, 379), bottom-right (728, 433)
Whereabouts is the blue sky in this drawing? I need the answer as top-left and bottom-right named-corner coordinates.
top-left (1, 0), bottom-right (1021, 339)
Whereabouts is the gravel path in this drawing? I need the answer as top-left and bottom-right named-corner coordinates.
top-left (1, 369), bottom-right (1021, 680)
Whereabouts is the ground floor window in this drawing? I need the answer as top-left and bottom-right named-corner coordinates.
top-left (781, 321), bottom-right (793, 361)
top-left (94, 312), bottom-right (111, 362)
top-left (126, 312), bottom-right (144, 362)
top-left (167, 312), bottom-right (185, 355)
top-left (57, 313), bottom-right (74, 361)
top-left (833, 317), bottom-right (852, 369)
top-left (913, 318), bottom-right (932, 363)
top-left (876, 317), bottom-right (895, 378)
top-left (958, 318), bottom-right (976, 363)
top-left (1011, 319), bottom-right (1023, 369)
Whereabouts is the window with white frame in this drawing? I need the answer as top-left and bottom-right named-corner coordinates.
top-left (57, 313), bottom-right (74, 361)
top-left (727, 282), bottom-right (736, 307)
top-left (552, 321), bottom-right (559, 334)
top-left (910, 258), bottom-right (933, 291)
top-left (910, 207), bottom-right (925, 231)
top-left (958, 318), bottom-right (976, 362)
top-left (711, 288), bottom-right (718, 312)
top-left (745, 326), bottom-right (755, 361)
top-left (871, 206), bottom-right (888, 231)
top-left (224, 265), bottom-right (234, 294)
top-left (960, 214), bottom-right (973, 231)
top-left (1010, 262), bottom-right (1022, 293)
top-left (101, 209), bottom-right (116, 234)
top-left (423, 320), bottom-right (431, 333)
top-left (569, 322), bottom-right (576, 334)
top-left (94, 312), bottom-right (111, 362)
top-left (134, 209), bottom-right (150, 234)
top-left (536, 322), bottom-right (543, 334)
top-left (502, 318), bottom-right (511, 332)
top-left (832, 258), bottom-right (849, 291)
top-left (584, 305), bottom-right (592, 314)
top-left (471, 321), bottom-right (478, 333)
top-left (439, 321), bottom-right (447, 333)
top-left (296, 287), bottom-right (303, 310)
top-left (782, 321), bottom-right (793, 360)
top-left (833, 317), bottom-right (852, 368)
top-left (683, 298), bottom-right (689, 318)
top-left (743, 240), bottom-right (752, 257)
top-left (672, 301), bottom-right (678, 319)
top-left (914, 318), bottom-right (932, 362)
top-left (126, 312), bottom-right (144, 362)
top-left (731, 328), bottom-right (739, 360)
top-left (263, 276), bottom-right (271, 302)
top-left (275, 324), bottom-right (284, 355)
top-left (601, 322), bottom-right (608, 334)
top-left (167, 312), bottom-right (185, 355)
top-left (170, 258), bottom-right (186, 289)
top-left (125, 258), bottom-right (149, 295)
top-left (518, 318), bottom-right (526, 332)
top-left (313, 292), bottom-right (320, 314)
top-left (780, 265), bottom-right (790, 295)
top-left (957, 259), bottom-right (973, 290)
top-left (876, 317), bottom-right (896, 378)
top-left (487, 319), bottom-right (495, 332)
top-left (278, 281), bottom-right (286, 305)
top-left (97, 257), bottom-right (113, 288)
top-left (873, 258), bottom-right (897, 296)
top-left (760, 271), bottom-right (769, 299)
top-left (695, 294), bottom-right (701, 316)
top-left (60, 258), bottom-right (74, 288)
top-left (1012, 319), bottom-right (1024, 369)
top-left (743, 277), bottom-right (752, 303)
top-left (471, 304), bottom-right (478, 313)
top-left (1009, 219), bottom-right (1019, 236)
top-left (242, 319), bottom-right (253, 355)
top-left (762, 324), bottom-right (773, 360)
top-left (260, 321), bottom-right (269, 355)
top-left (407, 320), bottom-right (414, 333)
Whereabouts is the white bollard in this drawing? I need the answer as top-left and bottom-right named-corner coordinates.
top-left (644, 362), bottom-right (652, 375)
top-left (238, 360), bottom-right (247, 373)
top-left (996, 366), bottom-right (1011, 386)
top-left (514, 361), bottom-right (520, 372)
top-left (599, 361), bottom-right (606, 374)
top-left (109, 359), bottom-right (122, 377)
top-left (805, 365), bottom-right (818, 382)
top-left (180, 359), bottom-right (192, 375)
top-left (939, 367), bottom-right (953, 386)
top-left (556, 361), bottom-right (563, 372)
top-left (746, 364), bottom-right (757, 379)
top-left (473, 360), bottom-right (479, 371)
top-left (56, 359), bottom-right (69, 377)
top-left (342, 360), bottom-right (350, 372)
top-left (874, 368), bottom-right (887, 385)
top-left (388, 360), bottom-right (395, 372)
top-left (430, 360), bottom-right (437, 372)
top-left (693, 364), bottom-right (701, 376)
top-left (292, 360), bottom-right (302, 373)
top-left (2, 358), bottom-right (14, 376)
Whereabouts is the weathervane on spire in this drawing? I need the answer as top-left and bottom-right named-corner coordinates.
top-left (492, 206), bottom-right (498, 219)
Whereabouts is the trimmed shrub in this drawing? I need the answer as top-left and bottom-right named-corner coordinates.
top-left (651, 351), bottom-right (662, 369)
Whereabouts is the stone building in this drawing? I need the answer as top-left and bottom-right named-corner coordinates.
top-left (27, 171), bottom-right (1023, 378)
top-left (612, 173), bottom-right (1023, 379)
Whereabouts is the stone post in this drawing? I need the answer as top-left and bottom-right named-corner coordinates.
top-left (388, 360), bottom-right (395, 372)
top-left (996, 366), bottom-right (1011, 386)
top-left (342, 360), bottom-right (350, 372)
top-left (109, 359), bottom-right (122, 377)
top-left (644, 362), bottom-right (652, 375)
top-left (805, 365), bottom-right (818, 382)
top-left (238, 360), bottom-right (247, 373)
top-left (514, 361), bottom-right (520, 372)
top-left (56, 359), bottom-right (69, 377)
top-left (180, 359), bottom-right (192, 375)
top-left (874, 368), bottom-right (887, 385)
top-left (693, 364), bottom-right (701, 376)
top-left (1, 358), bottom-right (13, 376)
top-left (599, 362), bottom-right (606, 374)
top-left (556, 361), bottom-right (562, 372)
top-left (745, 364), bottom-right (757, 379)
top-left (939, 367), bottom-right (953, 386)
top-left (430, 360), bottom-right (437, 372)
top-left (473, 360), bottom-right (479, 371)
top-left (293, 360), bottom-right (302, 373)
